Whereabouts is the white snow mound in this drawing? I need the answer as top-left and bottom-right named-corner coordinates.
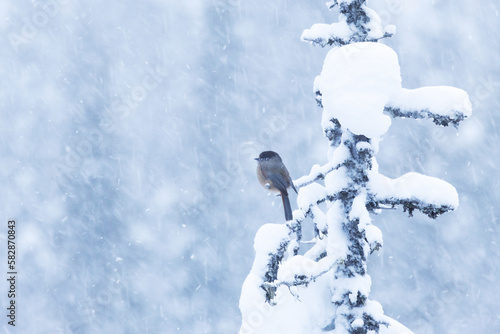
top-left (315, 42), bottom-right (402, 138)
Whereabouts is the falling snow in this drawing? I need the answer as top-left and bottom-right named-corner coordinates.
top-left (0, 0), bottom-right (499, 333)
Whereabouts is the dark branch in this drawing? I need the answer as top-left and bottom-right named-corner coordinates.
top-left (371, 198), bottom-right (455, 219)
top-left (385, 106), bottom-right (468, 128)
top-left (261, 259), bottom-right (337, 292)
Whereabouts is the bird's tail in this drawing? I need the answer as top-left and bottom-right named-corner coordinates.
top-left (281, 192), bottom-right (293, 221)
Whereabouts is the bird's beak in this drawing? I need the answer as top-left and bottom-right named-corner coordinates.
top-left (254, 158), bottom-right (259, 161)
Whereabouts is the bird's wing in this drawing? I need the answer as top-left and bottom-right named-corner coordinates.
top-left (267, 173), bottom-right (289, 195)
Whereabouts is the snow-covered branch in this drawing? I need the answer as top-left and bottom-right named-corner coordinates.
top-left (294, 162), bottom-right (342, 189)
top-left (261, 256), bottom-right (337, 292)
top-left (294, 151), bottom-right (349, 190)
top-left (368, 172), bottom-right (459, 218)
top-left (385, 87), bottom-right (472, 127)
top-left (301, 0), bottom-right (395, 48)
top-left (297, 183), bottom-right (329, 209)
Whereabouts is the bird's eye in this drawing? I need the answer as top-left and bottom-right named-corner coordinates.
top-left (265, 158), bottom-right (269, 161)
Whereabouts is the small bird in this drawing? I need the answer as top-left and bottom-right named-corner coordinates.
top-left (255, 151), bottom-right (297, 221)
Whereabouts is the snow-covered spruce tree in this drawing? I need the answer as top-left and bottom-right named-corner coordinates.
top-left (239, 1), bottom-right (471, 334)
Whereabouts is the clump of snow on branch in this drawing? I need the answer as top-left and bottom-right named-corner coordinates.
top-left (301, 1), bottom-right (395, 47)
top-left (294, 142), bottom-right (350, 188)
top-left (315, 42), bottom-right (401, 138)
top-left (325, 200), bottom-right (349, 260)
top-left (251, 224), bottom-right (291, 278)
top-left (297, 183), bottom-right (328, 211)
top-left (239, 224), bottom-right (337, 334)
top-left (385, 86), bottom-right (472, 127)
top-left (369, 170), bottom-right (459, 218)
top-left (370, 172), bottom-right (459, 209)
top-left (301, 19), bottom-right (352, 48)
top-left (351, 190), bottom-right (383, 253)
